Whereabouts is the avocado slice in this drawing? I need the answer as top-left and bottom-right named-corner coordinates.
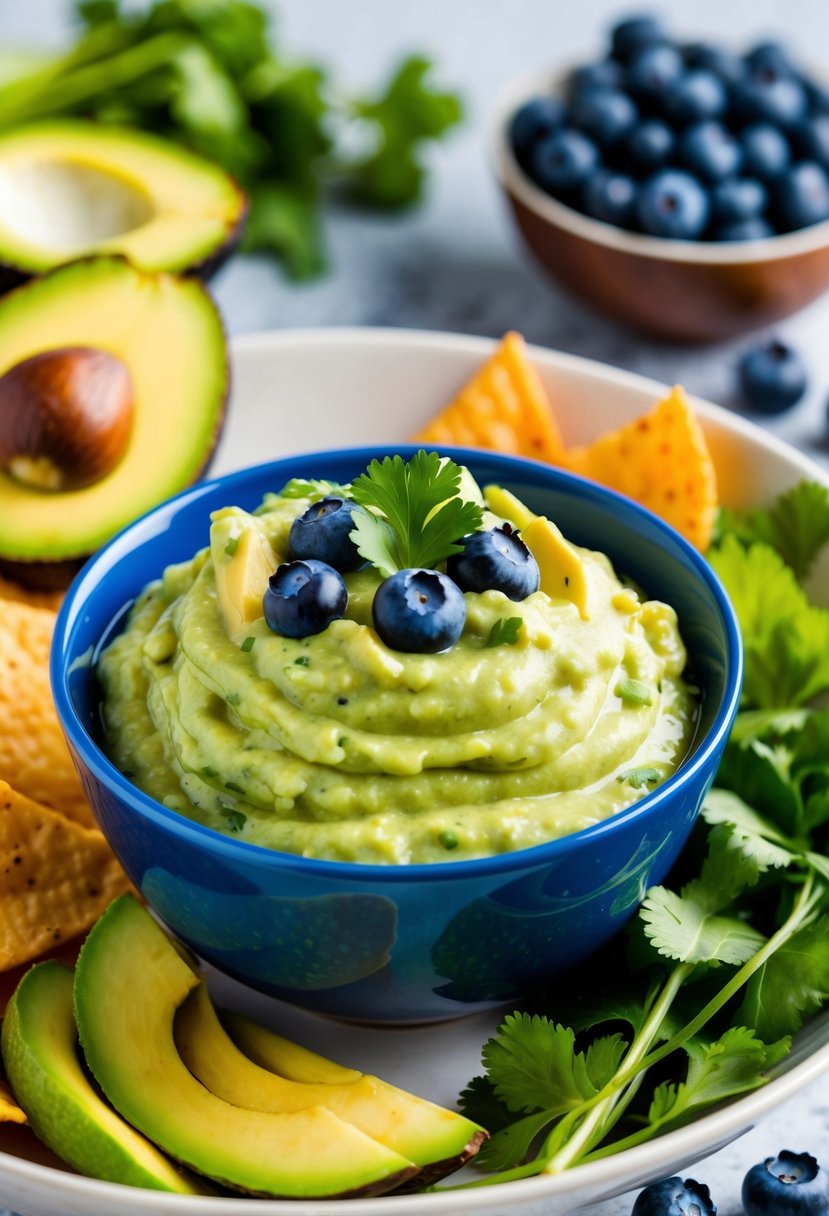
top-left (0, 121), bottom-right (245, 286)
top-left (1, 961), bottom-right (204, 1192)
top-left (176, 985), bottom-right (487, 1183)
top-left (74, 895), bottom-right (417, 1198)
top-left (0, 256), bottom-right (226, 565)
top-left (210, 510), bottom-right (279, 645)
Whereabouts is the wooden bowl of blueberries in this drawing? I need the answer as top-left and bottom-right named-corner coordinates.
top-left (493, 14), bottom-right (829, 341)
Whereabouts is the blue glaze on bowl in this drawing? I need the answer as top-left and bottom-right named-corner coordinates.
top-left (51, 447), bottom-right (742, 1023)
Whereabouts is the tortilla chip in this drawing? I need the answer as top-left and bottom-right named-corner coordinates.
top-left (0, 1077), bottom-right (25, 1124)
top-left (0, 599), bottom-right (93, 828)
top-left (0, 576), bottom-right (63, 613)
top-left (413, 332), bottom-right (564, 462)
top-left (563, 385), bottom-right (718, 551)
top-left (0, 781), bottom-right (130, 970)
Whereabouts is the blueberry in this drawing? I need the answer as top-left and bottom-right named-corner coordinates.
top-left (264, 559), bottom-right (347, 639)
top-left (740, 123), bottom-right (792, 181)
top-left (372, 569), bottom-right (466, 653)
top-left (626, 119), bottom-right (675, 171)
top-left (626, 44), bottom-right (684, 105)
top-left (570, 87), bottom-right (638, 148)
top-left (288, 496), bottom-right (365, 572)
top-left (742, 1151), bottom-right (829, 1216)
top-left (775, 161), bottom-right (829, 230)
top-left (636, 169), bottom-right (710, 239)
top-left (683, 42), bottom-right (744, 86)
top-left (569, 59), bottom-right (624, 99)
top-left (632, 1176), bottom-right (716, 1216)
top-left (711, 177), bottom-right (768, 223)
top-left (734, 72), bottom-right (808, 129)
top-left (792, 114), bottom-right (829, 167)
top-left (664, 71), bottom-right (728, 125)
top-left (679, 121), bottom-right (742, 182)
top-left (744, 41), bottom-right (798, 81)
top-left (446, 525), bottom-right (540, 601)
top-left (530, 129), bottom-right (600, 195)
top-left (510, 97), bottom-right (567, 166)
top-left (583, 169), bottom-right (637, 226)
top-left (806, 80), bottom-right (829, 116)
top-left (610, 14), bottom-right (666, 62)
top-left (738, 338), bottom-right (808, 413)
top-left (713, 217), bottom-right (775, 240)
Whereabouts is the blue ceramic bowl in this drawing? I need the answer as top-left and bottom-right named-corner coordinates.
top-left (51, 446), bottom-right (742, 1024)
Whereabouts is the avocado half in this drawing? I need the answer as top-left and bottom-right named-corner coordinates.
top-left (0, 121), bottom-right (246, 288)
top-left (0, 255), bottom-right (227, 570)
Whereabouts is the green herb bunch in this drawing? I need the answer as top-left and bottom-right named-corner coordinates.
top-left (0, 0), bottom-right (463, 277)
top-left (449, 481), bottom-right (829, 1188)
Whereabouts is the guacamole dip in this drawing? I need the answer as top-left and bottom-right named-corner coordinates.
top-left (98, 468), bottom-right (697, 864)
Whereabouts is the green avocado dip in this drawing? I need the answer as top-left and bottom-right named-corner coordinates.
top-left (98, 460), bottom-right (697, 864)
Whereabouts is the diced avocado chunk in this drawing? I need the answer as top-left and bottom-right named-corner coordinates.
top-left (210, 510), bottom-right (278, 645)
top-left (484, 486), bottom-right (589, 618)
top-left (73, 895), bottom-right (417, 1198)
top-left (176, 986), bottom-right (486, 1183)
top-left (483, 484), bottom-right (536, 530)
top-left (1, 961), bottom-right (202, 1193)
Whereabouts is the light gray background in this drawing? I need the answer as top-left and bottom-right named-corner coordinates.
top-left (4, 2), bottom-right (829, 1214)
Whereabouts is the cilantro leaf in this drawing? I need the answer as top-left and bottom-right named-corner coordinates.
top-left (481, 1013), bottom-right (607, 1117)
top-left (474, 1110), bottom-right (558, 1172)
top-left (701, 790), bottom-right (793, 872)
top-left (486, 617), bottom-right (523, 648)
top-left (715, 481), bottom-right (829, 581)
top-left (645, 1027), bottom-right (789, 1133)
top-left (457, 1075), bottom-right (513, 1134)
top-left (735, 916), bottom-right (829, 1040)
top-left (348, 56), bottom-right (463, 208)
top-left (641, 826), bottom-right (764, 966)
top-left (350, 452), bottom-right (483, 573)
top-left (708, 535), bottom-right (829, 708)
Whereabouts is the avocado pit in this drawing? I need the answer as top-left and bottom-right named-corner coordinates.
top-left (0, 346), bottom-right (134, 491)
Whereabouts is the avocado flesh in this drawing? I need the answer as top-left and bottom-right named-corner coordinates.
top-left (74, 895), bottom-right (417, 1198)
top-left (177, 985), bottom-right (486, 1180)
top-left (0, 121), bottom-right (245, 279)
top-left (1, 961), bottom-right (203, 1193)
top-left (0, 256), bottom-right (226, 561)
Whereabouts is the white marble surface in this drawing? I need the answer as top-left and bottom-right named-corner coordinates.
top-left (5, 1), bottom-right (829, 1213)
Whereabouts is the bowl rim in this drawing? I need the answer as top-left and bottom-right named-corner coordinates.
top-left (52, 439), bottom-right (742, 880)
top-left (491, 64), bottom-right (829, 266)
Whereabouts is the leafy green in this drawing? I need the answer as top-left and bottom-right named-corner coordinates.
top-left (616, 766), bottom-right (663, 788)
top-left (0, 0), bottom-right (462, 278)
top-left (486, 618), bottom-right (523, 648)
top-left (715, 481), bottom-right (829, 580)
top-left (278, 477), bottom-right (349, 502)
top-left (708, 535), bottom-right (829, 708)
top-left (350, 451), bottom-right (484, 575)
top-left (445, 481), bottom-right (829, 1194)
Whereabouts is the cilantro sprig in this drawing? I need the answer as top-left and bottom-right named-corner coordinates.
top-left (349, 451), bottom-right (483, 577)
top-left (442, 478), bottom-right (829, 1193)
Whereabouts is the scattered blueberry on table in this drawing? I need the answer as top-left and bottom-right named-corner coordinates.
top-left (512, 13), bottom-right (829, 240)
top-left (742, 1150), bottom-right (829, 1216)
top-left (631, 1175), bottom-right (717, 1216)
top-left (738, 337), bottom-right (808, 413)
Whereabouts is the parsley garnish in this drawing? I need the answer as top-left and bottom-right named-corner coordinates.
top-left (224, 536), bottom-right (239, 557)
top-left (226, 692), bottom-right (241, 708)
top-left (200, 766), bottom-right (218, 781)
top-left (225, 781), bottom-right (245, 794)
top-left (617, 766), bottom-right (662, 788)
top-left (349, 451), bottom-right (483, 577)
top-left (219, 805), bottom-right (247, 833)
top-left (240, 636), bottom-right (255, 653)
top-left (294, 655), bottom-right (310, 667)
top-left (485, 617), bottom-right (523, 648)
